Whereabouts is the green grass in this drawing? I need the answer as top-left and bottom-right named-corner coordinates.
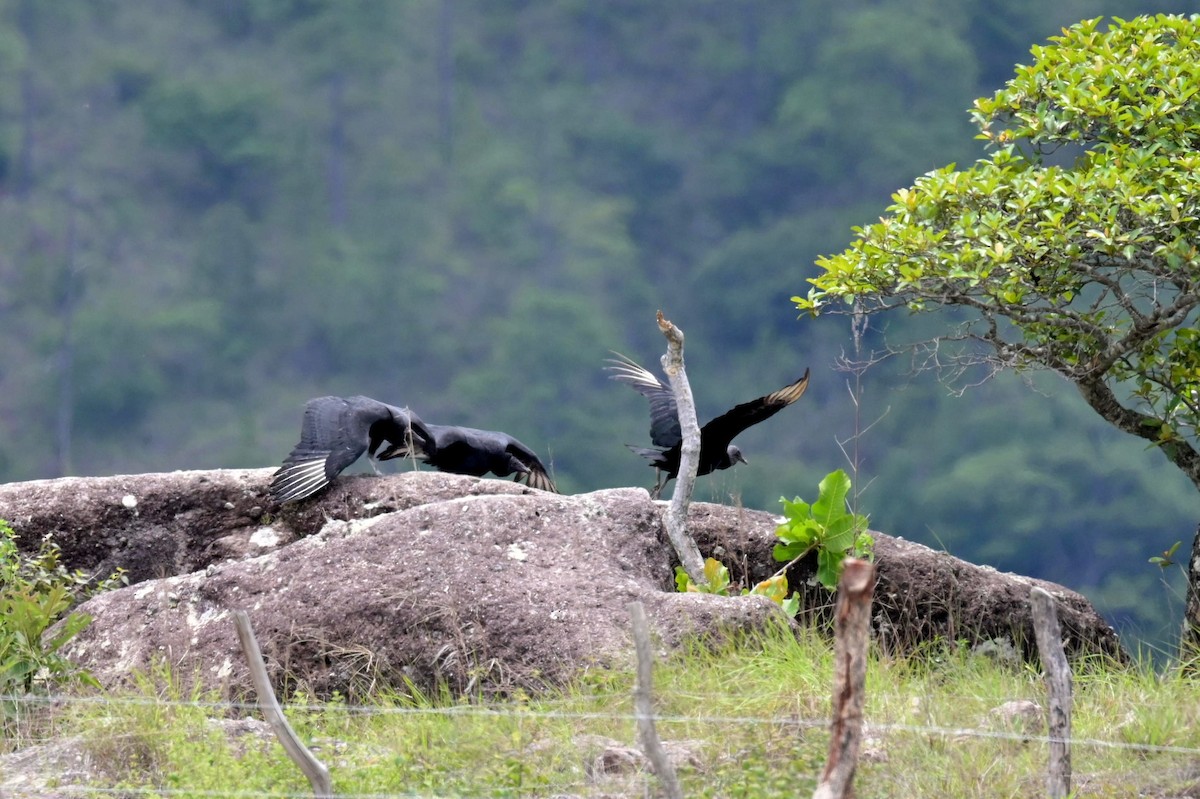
top-left (16, 624), bottom-right (1200, 798)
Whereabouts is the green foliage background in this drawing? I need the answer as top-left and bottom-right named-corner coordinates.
top-left (0, 1), bottom-right (1195, 648)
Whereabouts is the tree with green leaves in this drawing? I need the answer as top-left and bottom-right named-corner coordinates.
top-left (797, 15), bottom-right (1200, 650)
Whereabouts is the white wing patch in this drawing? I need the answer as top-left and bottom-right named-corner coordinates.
top-left (606, 355), bottom-right (664, 392)
top-left (268, 457), bottom-right (329, 503)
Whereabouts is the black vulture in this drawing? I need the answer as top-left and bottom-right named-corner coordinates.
top-left (607, 353), bottom-right (810, 497)
top-left (377, 423), bottom-right (558, 493)
top-left (268, 395), bottom-right (433, 504)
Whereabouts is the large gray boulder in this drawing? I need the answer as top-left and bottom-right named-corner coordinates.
top-left (0, 469), bottom-right (1124, 700)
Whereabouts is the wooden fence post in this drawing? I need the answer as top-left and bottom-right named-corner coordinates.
top-left (1030, 587), bottom-right (1072, 799)
top-left (628, 600), bottom-right (683, 799)
top-left (233, 610), bottom-right (333, 798)
top-left (813, 558), bottom-right (875, 799)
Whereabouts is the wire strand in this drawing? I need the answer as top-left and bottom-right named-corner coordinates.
top-left (4, 692), bottom-right (1199, 756)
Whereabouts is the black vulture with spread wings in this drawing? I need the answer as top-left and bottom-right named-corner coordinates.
top-left (377, 424), bottom-right (557, 492)
top-left (607, 353), bottom-right (810, 497)
top-left (268, 395), bottom-right (433, 504)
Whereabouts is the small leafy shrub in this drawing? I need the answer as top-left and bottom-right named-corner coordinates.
top-left (773, 468), bottom-right (873, 590)
top-left (676, 558), bottom-right (802, 617)
top-left (0, 519), bottom-right (127, 701)
top-left (675, 469), bottom-right (873, 613)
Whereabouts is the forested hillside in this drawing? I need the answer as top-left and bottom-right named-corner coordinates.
top-left (1, 0), bottom-right (1195, 646)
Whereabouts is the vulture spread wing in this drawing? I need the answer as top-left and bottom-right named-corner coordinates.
top-left (609, 351), bottom-right (811, 494)
top-left (698, 369), bottom-right (810, 452)
top-left (605, 353), bottom-right (681, 449)
top-left (269, 395), bottom-right (428, 503)
top-left (504, 437), bottom-right (558, 493)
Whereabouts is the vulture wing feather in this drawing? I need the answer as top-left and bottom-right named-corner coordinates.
top-left (699, 369), bottom-right (810, 452)
top-left (605, 353), bottom-right (682, 449)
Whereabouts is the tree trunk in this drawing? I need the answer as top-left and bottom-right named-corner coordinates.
top-left (54, 184), bottom-right (81, 478)
top-left (1030, 587), bottom-right (1072, 799)
top-left (1182, 524), bottom-right (1200, 663)
top-left (628, 601), bottom-right (683, 799)
top-left (326, 70), bottom-right (348, 230)
top-left (813, 558), bottom-right (875, 799)
top-left (436, 0), bottom-right (455, 168)
top-left (234, 612), bottom-right (332, 797)
top-left (1074, 378), bottom-right (1200, 663)
top-left (1075, 376), bottom-right (1200, 492)
top-left (15, 1), bottom-right (37, 198)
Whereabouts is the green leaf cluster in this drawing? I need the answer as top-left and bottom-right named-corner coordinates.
top-left (1150, 541), bottom-right (1182, 569)
top-left (774, 469), bottom-right (873, 591)
top-left (800, 14), bottom-right (1200, 478)
top-left (674, 470), bottom-right (872, 612)
top-left (0, 520), bottom-right (127, 709)
top-left (675, 557), bottom-right (733, 596)
top-left (674, 558), bottom-right (802, 619)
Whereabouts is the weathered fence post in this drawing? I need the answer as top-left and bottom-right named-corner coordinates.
top-left (1030, 587), bottom-right (1072, 799)
top-left (813, 557), bottom-right (875, 799)
top-left (628, 600), bottom-right (683, 799)
top-left (233, 610), bottom-right (333, 798)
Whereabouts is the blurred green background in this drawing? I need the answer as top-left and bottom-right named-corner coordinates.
top-left (0, 0), bottom-right (1195, 653)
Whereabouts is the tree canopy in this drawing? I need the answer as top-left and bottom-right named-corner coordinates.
top-left (797, 13), bottom-right (1200, 651)
top-left (800, 15), bottom-right (1200, 491)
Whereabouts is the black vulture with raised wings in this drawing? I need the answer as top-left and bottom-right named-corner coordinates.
top-left (268, 395), bottom-right (433, 504)
top-left (378, 424), bottom-right (557, 493)
top-left (607, 353), bottom-right (810, 497)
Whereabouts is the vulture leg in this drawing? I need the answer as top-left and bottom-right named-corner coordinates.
top-left (651, 470), bottom-right (667, 500)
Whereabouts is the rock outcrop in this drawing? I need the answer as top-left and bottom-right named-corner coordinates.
top-left (0, 469), bottom-right (1124, 700)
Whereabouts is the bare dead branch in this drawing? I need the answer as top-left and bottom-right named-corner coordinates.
top-left (656, 309), bottom-right (707, 585)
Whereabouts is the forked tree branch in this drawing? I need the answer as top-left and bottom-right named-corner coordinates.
top-left (656, 310), bottom-right (706, 585)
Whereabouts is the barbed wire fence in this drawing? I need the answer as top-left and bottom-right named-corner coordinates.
top-left (5, 573), bottom-right (1199, 798)
top-left (5, 700), bottom-right (1198, 798)
top-left (6, 696), bottom-right (1198, 755)
top-left (2, 702), bottom-right (1197, 794)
